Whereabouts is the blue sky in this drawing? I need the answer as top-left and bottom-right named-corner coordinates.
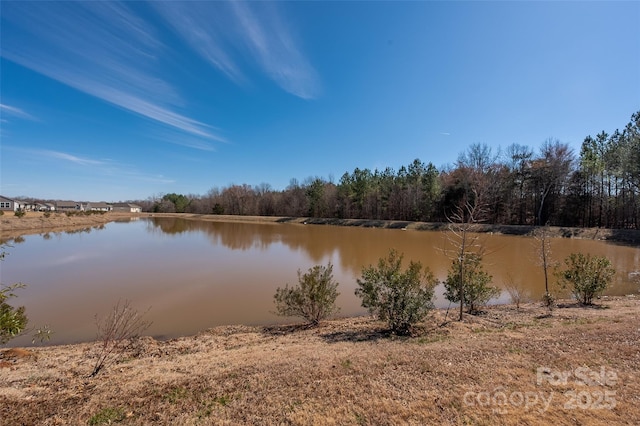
top-left (1, 1), bottom-right (639, 202)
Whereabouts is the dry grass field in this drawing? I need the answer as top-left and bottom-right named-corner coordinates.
top-left (1, 297), bottom-right (639, 425)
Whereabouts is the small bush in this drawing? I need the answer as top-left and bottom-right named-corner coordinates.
top-left (14, 209), bottom-right (25, 218)
top-left (0, 283), bottom-right (28, 344)
top-left (542, 292), bottom-right (556, 311)
top-left (356, 249), bottom-right (436, 335)
top-left (274, 263), bottom-right (340, 326)
top-left (90, 300), bottom-right (151, 377)
top-left (443, 253), bottom-right (500, 314)
top-left (555, 253), bottom-right (615, 305)
top-left (503, 274), bottom-right (531, 309)
top-left (31, 324), bottom-right (53, 344)
top-left (43, 211), bottom-right (51, 218)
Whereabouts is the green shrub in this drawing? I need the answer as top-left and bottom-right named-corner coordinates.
top-left (555, 253), bottom-right (615, 305)
top-left (14, 209), bottom-right (25, 218)
top-left (0, 283), bottom-right (28, 344)
top-left (0, 248), bottom-right (51, 345)
top-left (212, 203), bottom-right (224, 214)
top-left (443, 253), bottom-right (500, 314)
top-left (274, 263), bottom-right (340, 325)
top-left (542, 292), bottom-right (556, 311)
top-left (0, 248), bottom-right (28, 344)
top-left (356, 249), bottom-right (436, 335)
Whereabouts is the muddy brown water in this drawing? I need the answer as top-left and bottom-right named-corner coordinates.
top-left (2, 217), bottom-right (639, 346)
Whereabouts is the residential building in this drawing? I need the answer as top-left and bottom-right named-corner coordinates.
top-left (86, 202), bottom-right (112, 212)
top-left (56, 201), bottom-right (82, 211)
top-left (0, 196), bottom-right (18, 212)
top-left (111, 203), bottom-right (142, 213)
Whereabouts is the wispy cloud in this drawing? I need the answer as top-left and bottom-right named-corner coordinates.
top-left (150, 129), bottom-right (219, 152)
top-left (440, 132), bottom-right (451, 136)
top-left (232, 1), bottom-right (321, 100)
top-left (151, 1), bottom-right (245, 85)
top-left (23, 148), bottom-right (175, 184)
top-left (153, 1), bottom-right (321, 99)
top-left (0, 104), bottom-right (36, 121)
top-left (0, 2), bottom-right (221, 142)
top-left (38, 149), bottom-right (106, 166)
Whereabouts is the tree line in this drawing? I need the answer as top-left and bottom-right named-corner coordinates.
top-left (144, 111), bottom-right (640, 229)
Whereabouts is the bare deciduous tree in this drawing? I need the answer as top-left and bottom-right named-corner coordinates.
top-left (531, 139), bottom-right (574, 225)
top-left (443, 189), bottom-right (489, 321)
top-left (532, 226), bottom-right (557, 310)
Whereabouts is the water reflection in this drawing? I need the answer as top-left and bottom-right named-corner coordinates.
top-left (147, 217), bottom-right (640, 297)
top-left (148, 217), bottom-right (291, 252)
top-left (2, 217), bottom-right (638, 346)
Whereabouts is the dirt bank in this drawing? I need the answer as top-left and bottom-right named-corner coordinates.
top-left (3, 211), bottom-right (639, 245)
top-left (1, 297), bottom-right (638, 425)
top-left (0, 211), bottom-right (137, 241)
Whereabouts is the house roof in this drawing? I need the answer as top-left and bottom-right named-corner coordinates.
top-left (112, 203), bottom-right (141, 208)
top-left (87, 202), bottom-right (110, 208)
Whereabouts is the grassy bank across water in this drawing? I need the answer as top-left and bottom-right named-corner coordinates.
top-left (4, 211), bottom-right (639, 246)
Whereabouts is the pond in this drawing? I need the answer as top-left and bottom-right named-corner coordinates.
top-left (2, 217), bottom-right (639, 346)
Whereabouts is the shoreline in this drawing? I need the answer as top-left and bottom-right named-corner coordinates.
top-left (3, 211), bottom-right (640, 245)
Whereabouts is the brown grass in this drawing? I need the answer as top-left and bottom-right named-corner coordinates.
top-left (1, 297), bottom-right (638, 425)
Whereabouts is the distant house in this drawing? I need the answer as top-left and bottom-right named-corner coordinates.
top-left (0, 195), bottom-right (18, 212)
top-left (56, 201), bottom-right (82, 211)
top-left (20, 201), bottom-right (38, 211)
top-left (111, 203), bottom-right (142, 213)
top-left (85, 202), bottom-right (112, 212)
